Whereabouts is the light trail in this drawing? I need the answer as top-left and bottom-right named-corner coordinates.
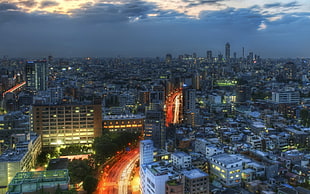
top-left (118, 154), bottom-right (139, 194)
top-left (173, 93), bottom-right (181, 124)
top-left (165, 88), bottom-right (182, 126)
top-left (2, 81), bottom-right (26, 97)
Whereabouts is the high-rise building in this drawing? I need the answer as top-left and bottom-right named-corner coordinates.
top-left (206, 50), bottom-right (212, 62)
top-left (165, 54), bottom-right (172, 64)
top-left (25, 60), bottom-right (48, 92)
top-left (225, 42), bottom-right (230, 61)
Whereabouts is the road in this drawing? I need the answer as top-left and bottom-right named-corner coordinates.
top-left (95, 148), bottom-right (140, 194)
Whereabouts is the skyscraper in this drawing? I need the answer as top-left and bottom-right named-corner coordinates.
top-left (225, 42), bottom-right (230, 61)
top-left (25, 60), bottom-right (48, 92)
top-left (206, 50), bottom-right (212, 62)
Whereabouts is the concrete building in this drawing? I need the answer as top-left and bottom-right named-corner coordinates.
top-left (171, 151), bottom-right (191, 170)
top-left (7, 169), bottom-right (69, 194)
top-left (31, 103), bottom-right (102, 148)
top-left (0, 133), bottom-right (41, 193)
top-left (182, 169), bottom-right (209, 194)
top-left (140, 140), bottom-right (154, 166)
top-left (103, 114), bottom-right (144, 133)
top-left (209, 153), bottom-right (242, 187)
top-left (272, 91), bottom-right (300, 104)
top-left (140, 161), bottom-right (171, 194)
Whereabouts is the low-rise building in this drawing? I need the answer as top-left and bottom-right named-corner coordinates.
top-left (209, 153), bottom-right (242, 187)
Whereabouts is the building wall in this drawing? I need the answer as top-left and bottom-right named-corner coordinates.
top-left (103, 115), bottom-right (144, 133)
top-left (32, 104), bottom-right (102, 148)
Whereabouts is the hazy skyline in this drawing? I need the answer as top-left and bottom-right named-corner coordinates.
top-left (1, 0), bottom-right (310, 58)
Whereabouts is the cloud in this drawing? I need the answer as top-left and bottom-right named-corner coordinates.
top-left (0, 3), bottom-right (19, 11)
top-left (40, 1), bottom-right (59, 9)
top-left (19, 0), bottom-right (38, 8)
top-left (183, 0), bottom-right (224, 7)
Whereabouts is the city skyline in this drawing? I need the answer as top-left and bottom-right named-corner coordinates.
top-left (1, 0), bottom-right (310, 58)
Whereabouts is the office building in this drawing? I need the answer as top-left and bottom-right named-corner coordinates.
top-left (272, 90), bottom-right (300, 104)
top-left (31, 103), bottom-right (102, 148)
top-left (103, 114), bottom-right (144, 133)
top-left (209, 153), bottom-right (242, 187)
top-left (0, 133), bottom-right (41, 193)
top-left (140, 139), bottom-right (154, 166)
top-left (206, 50), bottom-right (212, 62)
top-left (225, 42), bottom-right (230, 61)
top-left (25, 60), bottom-right (48, 92)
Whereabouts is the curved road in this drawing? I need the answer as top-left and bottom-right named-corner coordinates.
top-left (95, 148), bottom-right (140, 194)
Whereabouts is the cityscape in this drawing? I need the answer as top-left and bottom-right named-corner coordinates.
top-left (1, 0), bottom-right (310, 194)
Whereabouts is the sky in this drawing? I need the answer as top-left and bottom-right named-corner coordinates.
top-left (0, 0), bottom-right (310, 58)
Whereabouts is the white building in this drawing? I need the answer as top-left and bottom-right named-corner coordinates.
top-left (140, 140), bottom-right (154, 166)
top-left (272, 91), bottom-right (300, 104)
top-left (209, 153), bottom-right (242, 187)
top-left (171, 151), bottom-right (191, 169)
top-left (206, 145), bottom-right (224, 158)
top-left (140, 161), bottom-right (171, 194)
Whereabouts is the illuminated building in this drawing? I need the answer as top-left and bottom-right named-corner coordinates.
top-left (25, 60), bottom-right (48, 92)
top-left (0, 133), bottom-right (41, 193)
top-left (209, 153), bottom-right (242, 187)
top-left (31, 103), bottom-right (102, 148)
top-left (103, 114), bottom-right (144, 133)
top-left (182, 169), bottom-right (209, 194)
top-left (144, 109), bottom-right (165, 149)
top-left (7, 169), bottom-right (69, 193)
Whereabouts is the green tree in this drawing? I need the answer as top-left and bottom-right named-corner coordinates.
top-left (68, 159), bottom-right (91, 184)
top-left (300, 109), bottom-right (310, 127)
top-left (83, 176), bottom-right (98, 194)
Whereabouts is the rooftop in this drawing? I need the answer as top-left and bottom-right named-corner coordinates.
top-left (212, 153), bottom-right (242, 165)
top-left (182, 169), bottom-right (208, 179)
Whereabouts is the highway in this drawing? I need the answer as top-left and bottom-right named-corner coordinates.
top-left (95, 147), bottom-right (140, 194)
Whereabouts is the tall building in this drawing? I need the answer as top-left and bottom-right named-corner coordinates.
top-left (25, 60), bottom-right (48, 92)
top-left (225, 42), bottom-right (230, 61)
top-left (140, 139), bottom-right (154, 166)
top-left (144, 110), bottom-right (165, 149)
top-left (31, 103), bottom-right (102, 148)
top-left (206, 50), bottom-right (212, 62)
top-left (165, 54), bottom-right (172, 64)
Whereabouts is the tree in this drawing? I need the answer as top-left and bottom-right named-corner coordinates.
top-left (83, 176), bottom-right (98, 194)
top-left (68, 159), bottom-right (91, 184)
top-left (300, 109), bottom-right (310, 127)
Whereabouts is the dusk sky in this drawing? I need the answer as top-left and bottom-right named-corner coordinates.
top-left (1, 0), bottom-right (310, 58)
